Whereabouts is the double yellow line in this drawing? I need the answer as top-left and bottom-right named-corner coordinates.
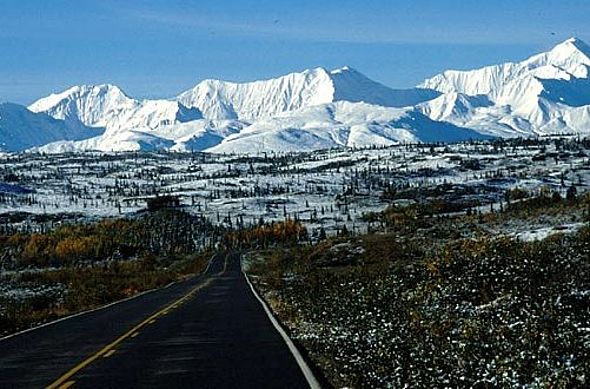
top-left (47, 255), bottom-right (228, 389)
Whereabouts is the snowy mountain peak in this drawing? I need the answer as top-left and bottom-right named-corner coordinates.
top-left (420, 37), bottom-right (590, 97)
top-left (29, 84), bottom-right (202, 133)
top-left (550, 37), bottom-right (590, 58)
top-left (330, 65), bottom-right (356, 74)
top-left (418, 37), bottom-right (590, 137)
top-left (31, 84), bottom-right (130, 108)
top-left (530, 37), bottom-right (590, 76)
top-left (76, 83), bottom-right (126, 94)
top-left (178, 67), bottom-right (439, 121)
top-left (177, 68), bottom-right (335, 120)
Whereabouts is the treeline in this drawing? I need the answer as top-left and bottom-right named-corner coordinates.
top-left (364, 187), bottom-right (590, 231)
top-left (0, 209), bottom-right (221, 335)
top-left (224, 218), bottom-right (308, 249)
top-left (0, 209), bottom-right (224, 269)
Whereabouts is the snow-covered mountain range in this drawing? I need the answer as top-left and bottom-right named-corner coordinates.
top-left (177, 66), bottom-right (439, 120)
top-left (0, 103), bottom-right (102, 151)
top-left (2, 37), bottom-right (590, 153)
top-left (418, 37), bottom-right (590, 136)
top-left (29, 84), bottom-right (203, 133)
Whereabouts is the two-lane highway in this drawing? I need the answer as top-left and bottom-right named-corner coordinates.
top-left (0, 253), bottom-right (315, 388)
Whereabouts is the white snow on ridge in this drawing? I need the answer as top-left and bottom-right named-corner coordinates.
top-left (177, 66), bottom-right (439, 121)
top-left (36, 101), bottom-right (488, 154)
top-left (29, 84), bottom-right (203, 133)
top-left (2, 37), bottom-right (590, 153)
top-left (419, 37), bottom-right (590, 136)
top-left (35, 119), bottom-right (245, 153)
top-left (208, 101), bottom-right (490, 154)
top-left (178, 68), bottom-right (335, 121)
top-left (420, 38), bottom-right (590, 97)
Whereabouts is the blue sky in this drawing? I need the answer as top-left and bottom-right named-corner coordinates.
top-left (1, 0), bottom-right (589, 104)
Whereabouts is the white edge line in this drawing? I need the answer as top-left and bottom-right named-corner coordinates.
top-left (0, 254), bottom-right (217, 343)
top-left (243, 267), bottom-right (322, 389)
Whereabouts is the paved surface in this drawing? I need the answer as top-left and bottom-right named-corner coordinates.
top-left (0, 252), bottom-right (311, 388)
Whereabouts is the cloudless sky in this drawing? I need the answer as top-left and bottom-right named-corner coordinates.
top-left (1, 0), bottom-right (589, 104)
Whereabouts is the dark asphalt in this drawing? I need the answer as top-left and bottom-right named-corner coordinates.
top-left (0, 252), bottom-right (311, 388)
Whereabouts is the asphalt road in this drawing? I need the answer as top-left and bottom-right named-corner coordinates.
top-left (0, 252), bottom-right (313, 388)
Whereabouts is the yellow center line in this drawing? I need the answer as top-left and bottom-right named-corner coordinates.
top-left (46, 257), bottom-right (229, 389)
top-left (130, 332), bottom-right (139, 338)
top-left (57, 381), bottom-right (75, 389)
top-left (103, 349), bottom-right (116, 358)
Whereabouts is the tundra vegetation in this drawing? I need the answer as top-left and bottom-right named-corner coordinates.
top-left (246, 193), bottom-right (590, 387)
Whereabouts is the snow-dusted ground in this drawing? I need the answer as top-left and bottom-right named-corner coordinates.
top-left (0, 138), bottom-right (588, 237)
top-left (511, 222), bottom-right (586, 242)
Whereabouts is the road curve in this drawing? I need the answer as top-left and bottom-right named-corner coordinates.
top-left (0, 252), bottom-right (313, 388)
